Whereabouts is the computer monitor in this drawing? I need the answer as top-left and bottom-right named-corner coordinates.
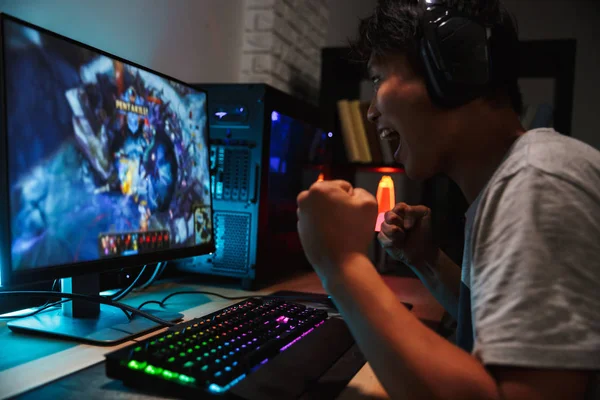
top-left (0, 14), bottom-right (214, 344)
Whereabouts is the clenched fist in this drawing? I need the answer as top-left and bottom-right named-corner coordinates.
top-left (378, 202), bottom-right (437, 270)
top-left (297, 180), bottom-right (378, 278)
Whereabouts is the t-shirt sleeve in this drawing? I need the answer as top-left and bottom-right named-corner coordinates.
top-left (471, 166), bottom-right (600, 369)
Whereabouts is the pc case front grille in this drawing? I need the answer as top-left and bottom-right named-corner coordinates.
top-left (213, 212), bottom-right (251, 271)
top-left (213, 147), bottom-right (250, 202)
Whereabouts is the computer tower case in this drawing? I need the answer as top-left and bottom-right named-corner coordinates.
top-left (173, 84), bottom-right (332, 289)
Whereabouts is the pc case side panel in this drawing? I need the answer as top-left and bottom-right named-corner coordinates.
top-left (253, 86), bottom-right (323, 285)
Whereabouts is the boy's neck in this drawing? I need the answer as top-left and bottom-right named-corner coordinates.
top-left (446, 107), bottom-right (526, 204)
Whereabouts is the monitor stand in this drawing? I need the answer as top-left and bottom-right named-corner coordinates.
top-left (7, 274), bottom-right (182, 346)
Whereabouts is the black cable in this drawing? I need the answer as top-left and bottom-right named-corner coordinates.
top-left (0, 291), bottom-right (176, 326)
top-left (136, 300), bottom-right (163, 310)
top-left (36, 279), bottom-right (59, 309)
top-left (2, 264), bottom-right (164, 321)
top-left (0, 280), bottom-right (64, 320)
top-left (163, 290), bottom-right (255, 308)
top-left (2, 291), bottom-right (132, 320)
top-left (137, 261), bottom-right (166, 291)
top-left (137, 290), bottom-right (334, 310)
top-left (0, 296), bottom-right (128, 320)
top-left (2, 274), bottom-right (135, 320)
top-left (137, 291), bottom-right (257, 310)
top-left (162, 290), bottom-right (257, 304)
top-left (0, 299), bottom-right (67, 319)
top-left (110, 265), bottom-right (149, 301)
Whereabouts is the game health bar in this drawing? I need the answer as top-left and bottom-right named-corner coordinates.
top-left (99, 230), bottom-right (170, 258)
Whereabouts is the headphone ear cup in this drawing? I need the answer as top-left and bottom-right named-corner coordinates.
top-left (420, 6), bottom-right (492, 108)
top-left (419, 37), bottom-right (447, 107)
top-left (436, 18), bottom-right (491, 86)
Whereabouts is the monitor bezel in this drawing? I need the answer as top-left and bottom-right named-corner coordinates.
top-left (0, 13), bottom-right (215, 287)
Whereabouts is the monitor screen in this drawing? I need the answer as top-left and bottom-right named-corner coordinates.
top-left (2, 16), bottom-right (213, 273)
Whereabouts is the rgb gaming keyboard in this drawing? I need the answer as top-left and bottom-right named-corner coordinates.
top-left (105, 298), bottom-right (355, 398)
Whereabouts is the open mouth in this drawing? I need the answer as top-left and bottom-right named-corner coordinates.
top-left (379, 128), bottom-right (403, 161)
top-left (378, 128), bottom-right (399, 141)
top-left (379, 128), bottom-right (402, 149)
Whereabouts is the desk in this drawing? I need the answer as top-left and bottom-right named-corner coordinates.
top-left (0, 272), bottom-right (444, 399)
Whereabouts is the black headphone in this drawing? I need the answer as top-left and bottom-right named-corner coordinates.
top-left (419, 0), bottom-right (493, 108)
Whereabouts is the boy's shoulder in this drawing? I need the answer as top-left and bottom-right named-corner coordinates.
top-left (492, 128), bottom-right (600, 187)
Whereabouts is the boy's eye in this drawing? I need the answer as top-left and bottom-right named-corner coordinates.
top-left (371, 76), bottom-right (382, 91)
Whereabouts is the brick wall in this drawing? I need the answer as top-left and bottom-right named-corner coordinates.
top-left (240, 0), bottom-right (329, 103)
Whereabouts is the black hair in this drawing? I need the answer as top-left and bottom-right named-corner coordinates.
top-left (352, 0), bottom-right (523, 115)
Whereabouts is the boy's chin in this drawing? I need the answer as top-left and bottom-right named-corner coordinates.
top-left (403, 161), bottom-right (436, 182)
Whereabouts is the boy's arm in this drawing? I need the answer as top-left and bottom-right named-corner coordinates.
top-left (325, 253), bottom-right (590, 400)
top-left (404, 247), bottom-right (462, 319)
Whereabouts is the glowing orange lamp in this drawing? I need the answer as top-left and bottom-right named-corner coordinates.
top-left (316, 172), bottom-right (325, 182)
top-left (375, 175), bottom-right (395, 231)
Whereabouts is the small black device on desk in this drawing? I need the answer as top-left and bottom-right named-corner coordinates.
top-left (105, 297), bottom-right (364, 399)
top-left (268, 290), bottom-right (413, 312)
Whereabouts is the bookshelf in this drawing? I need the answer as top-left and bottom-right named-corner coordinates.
top-left (320, 40), bottom-right (576, 136)
top-left (318, 39), bottom-right (577, 268)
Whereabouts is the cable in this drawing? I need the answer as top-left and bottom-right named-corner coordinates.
top-left (137, 290), bottom-right (335, 310)
top-left (0, 291), bottom-right (176, 326)
top-left (138, 291), bottom-right (257, 310)
top-left (135, 262), bottom-right (160, 291)
top-left (0, 299), bottom-right (67, 320)
top-left (1, 263), bottom-right (166, 321)
top-left (0, 280), bottom-right (64, 320)
top-left (2, 289), bottom-right (332, 320)
top-left (36, 279), bottom-right (60, 309)
top-left (2, 270), bottom-right (143, 320)
top-left (137, 290), bottom-right (256, 310)
top-left (108, 260), bottom-right (167, 301)
top-left (110, 264), bottom-right (149, 301)
top-left (161, 290), bottom-right (256, 304)
top-left (2, 291), bottom-right (132, 320)
top-left (137, 261), bottom-right (166, 291)
top-left (136, 300), bottom-right (163, 310)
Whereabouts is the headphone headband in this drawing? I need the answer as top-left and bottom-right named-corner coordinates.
top-left (419, 0), bottom-right (493, 107)
top-left (422, 0), bottom-right (446, 7)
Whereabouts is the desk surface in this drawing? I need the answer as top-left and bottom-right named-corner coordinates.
top-left (0, 272), bottom-right (444, 400)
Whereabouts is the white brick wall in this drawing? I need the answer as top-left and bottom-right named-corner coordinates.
top-left (240, 0), bottom-right (329, 103)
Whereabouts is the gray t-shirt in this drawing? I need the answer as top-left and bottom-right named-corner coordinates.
top-left (461, 128), bottom-right (600, 398)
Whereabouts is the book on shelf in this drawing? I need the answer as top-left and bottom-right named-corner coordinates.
top-left (336, 99), bottom-right (361, 162)
top-left (359, 102), bottom-right (383, 163)
top-left (349, 100), bottom-right (372, 163)
top-left (337, 99), bottom-right (396, 164)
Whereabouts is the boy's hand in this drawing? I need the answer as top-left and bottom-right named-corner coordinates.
top-left (378, 203), bottom-right (437, 269)
top-left (297, 180), bottom-right (378, 277)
